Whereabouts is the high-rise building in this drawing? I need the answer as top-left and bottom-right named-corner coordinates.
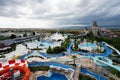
top-left (92, 21), bottom-right (99, 37)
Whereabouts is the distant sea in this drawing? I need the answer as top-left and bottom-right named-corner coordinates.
top-left (61, 25), bottom-right (120, 29)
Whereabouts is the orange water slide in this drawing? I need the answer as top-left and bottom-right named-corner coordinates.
top-left (0, 60), bottom-right (31, 80)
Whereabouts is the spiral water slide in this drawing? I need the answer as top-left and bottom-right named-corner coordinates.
top-left (0, 60), bottom-right (31, 80)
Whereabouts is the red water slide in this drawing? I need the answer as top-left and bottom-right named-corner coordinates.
top-left (0, 60), bottom-right (31, 80)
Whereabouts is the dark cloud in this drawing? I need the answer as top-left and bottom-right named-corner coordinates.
top-left (0, 0), bottom-right (26, 18)
top-left (0, 0), bottom-right (120, 28)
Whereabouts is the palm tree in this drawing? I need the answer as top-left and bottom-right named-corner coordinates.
top-left (74, 39), bottom-right (77, 49)
top-left (72, 55), bottom-right (77, 65)
top-left (86, 39), bottom-right (89, 46)
top-left (99, 45), bottom-right (102, 52)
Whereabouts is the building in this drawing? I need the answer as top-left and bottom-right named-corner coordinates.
top-left (0, 43), bottom-right (11, 52)
top-left (92, 21), bottom-right (99, 37)
top-left (0, 31), bottom-right (15, 37)
top-left (0, 35), bottom-right (40, 45)
top-left (99, 28), bottom-right (117, 38)
top-left (49, 32), bottom-right (65, 41)
top-left (91, 21), bottom-right (117, 38)
top-left (84, 27), bottom-right (89, 34)
top-left (0, 31), bottom-right (24, 37)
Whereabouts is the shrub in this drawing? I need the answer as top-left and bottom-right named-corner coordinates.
top-left (46, 38), bottom-right (70, 54)
top-left (52, 46), bottom-right (63, 53)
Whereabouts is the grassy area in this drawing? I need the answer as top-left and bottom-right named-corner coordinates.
top-left (29, 66), bottom-right (49, 72)
top-left (109, 67), bottom-right (120, 78)
top-left (109, 53), bottom-right (120, 64)
top-left (79, 73), bottom-right (95, 80)
top-left (31, 48), bottom-right (43, 50)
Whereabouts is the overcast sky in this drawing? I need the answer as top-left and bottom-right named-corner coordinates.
top-left (0, 0), bottom-right (120, 28)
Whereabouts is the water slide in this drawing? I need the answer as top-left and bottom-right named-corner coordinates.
top-left (80, 68), bottom-right (107, 80)
top-left (0, 60), bottom-right (31, 80)
top-left (67, 42), bottom-right (120, 71)
top-left (66, 42), bottom-right (112, 56)
top-left (103, 42), bottom-right (120, 55)
top-left (18, 41), bottom-right (117, 80)
top-left (19, 51), bottom-right (66, 60)
top-left (28, 61), bottom-right (108, 80)
top-left (50, 55), bottom-right (120, 72)
top-left (93, 56), bottom-right (120, 72)
top-left (17, 41), bottom-right (119, 80)
top-left (28, 62), bottom-right (74, 70)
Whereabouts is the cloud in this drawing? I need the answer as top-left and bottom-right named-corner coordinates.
top-left (0, 0), bottom-right (120, 28)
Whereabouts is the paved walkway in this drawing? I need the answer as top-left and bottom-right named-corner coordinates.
top-left (29, 71), bottom-right (47, 80)
top-left (73, 64), bottom-right (81, 80)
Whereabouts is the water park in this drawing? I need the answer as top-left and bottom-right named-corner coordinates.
top-left (0, 32), bottom-right (120, 80)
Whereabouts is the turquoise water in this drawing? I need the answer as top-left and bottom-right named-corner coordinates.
top-left (37, 72), bottom-right (68, 80)
top-left (80, 43), bottom-right (97, 48)
top-left (38, 40), bottom-right (54, 47)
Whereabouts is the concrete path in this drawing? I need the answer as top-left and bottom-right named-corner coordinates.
top-left (73, 64), bottom-right (81, 80)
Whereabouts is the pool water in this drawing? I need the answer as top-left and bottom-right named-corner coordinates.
top-left (80, 43), bottom-right (97, 48)
top-left (37, 72), bottom-right (68, 80)
top-left (38, 41), bottom-right (54, 46)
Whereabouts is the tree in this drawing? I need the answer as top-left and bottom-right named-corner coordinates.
top-left (99, 45), bottom-right (102, 52)
top-left (52, 46), bottom-right (63, 53)
top-left (23, 33), bottom-right (27, 37)
top-left (32, 31), bottom-right (35, 35)
top-left (86, 39), bottom-right (89, 46)
top-left (10, 34), bottom-right (16, 39)
top-left (72, 55), bottom-right (77, 65)
top-left (61, 38), bottom-right (70, 50)
top-left (74, 39), bottom-right (78, 50)
top-left (46, 38), bottom-right (70, 54)
top-left (47, 46), bottom-right (52, 54)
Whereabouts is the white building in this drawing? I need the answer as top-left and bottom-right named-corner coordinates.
top-left (0, 31), bottom-right (23, 37)
top-left (49, 32), bottom-right (65, 41)
top-left (0, 31), bottom-right (15, 37)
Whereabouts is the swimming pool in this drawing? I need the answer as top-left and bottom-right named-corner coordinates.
top-left (37, 72), bottom-right (68, 80)
top-left (38, 40), bottom-right (54, 47)
top-left (79, 43), bottom-right (97, 49)
top-left (67, 42), bottom-right (112, 56)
